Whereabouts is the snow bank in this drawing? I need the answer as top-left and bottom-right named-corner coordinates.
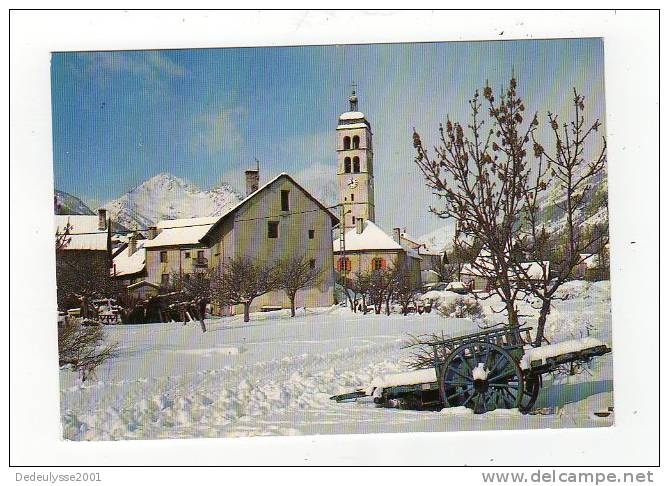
top-left (439, 406), bottom-right (474, 416)
top-left (554, 280), bottom-right (610, 302)
top-left (420, 291), bottom-right (473, 309)
top-left (519, 337), bottom-right (606, 370)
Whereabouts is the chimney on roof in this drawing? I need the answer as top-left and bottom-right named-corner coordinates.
top-left (393, 227), bottom-right (402, 245)
top-left (128, 232), bottom-right (138, 256)
top-left (245, 160), bottom-right (260, 196)
top-left (356, 217), bottom-right (364, 235)
top-left (148, 226), bottom-right (158, 240)
top-left (98, 208), bottom-right (107, 231)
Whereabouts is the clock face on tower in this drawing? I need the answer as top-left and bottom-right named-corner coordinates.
top-left (347, 178), bottom-right (358, 189)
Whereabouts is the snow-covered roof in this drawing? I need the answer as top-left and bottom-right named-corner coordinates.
top-left (127, 280), bottom-right (160, 291)
top-left (339, 111), bottom-right (365, 121)
top-left (400, 231), bottom-right (419, 245)
top-left (156, 216), bottom-right (219, 230)
top-left (461, 261), bottom-right (550, 280)
top-left (418, 246), bottom-right (441, 256)
top-left (112, 240), bottom-right (146, 277)
top-left (54, 215), bottom-right (108, 251)
top-left (515, 261), bottom-right (551, 280)
top-left (460, 263), bottom-right (488, 278)
top-left (144, 217), bottom-right (217, 248)
top-left (400, 231), bottom-right (442, 256)
top-left (421, 269), bottom-right (440, 279)
top-left (333, 220), bottom-right (403, 252)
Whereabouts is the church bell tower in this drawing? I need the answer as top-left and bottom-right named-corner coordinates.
top-left (337, 88), bottom-right (375, 230)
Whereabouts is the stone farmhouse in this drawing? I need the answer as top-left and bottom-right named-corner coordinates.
top-left (112, 170), bottom-right (339, 316)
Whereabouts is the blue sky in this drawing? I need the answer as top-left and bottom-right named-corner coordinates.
top-left (51, 38), bottom-right (606, 237)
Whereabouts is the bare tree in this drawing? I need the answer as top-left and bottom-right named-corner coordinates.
top-left (432, 256), bottom-right (458, 283)
top-left (393, 266), bottom-right (418, 316)
top-left (55, 222), bottom-right (122, 316)
top-left (210, 257), bottom-right (279, 322)
top-left (55, 220), bottom-right (72, 251)
top-left (512, 89), bottom-right (608, 345)
top-left (367, 265), bottom-right (400, 315)
top-left (276, 255), bottom-right (321, 317)
top-left (55, 221), bottom-right (120, 379)
top-left (168, 270), bottom-right (213, 332)
top-left (341, 271), bottom-right (370, 313)
top-left (413, 77), bottom-right (540, 326)
top-left (58, 321), bottom-right (118, 382)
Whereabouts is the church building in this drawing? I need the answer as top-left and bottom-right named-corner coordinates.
top-left (333, 89), bottom-right (422, 288)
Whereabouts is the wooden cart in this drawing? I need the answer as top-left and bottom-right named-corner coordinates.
top-left (330, 325), bottom-right (611, 414)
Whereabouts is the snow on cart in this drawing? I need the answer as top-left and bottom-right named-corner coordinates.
top-left (330, 325), bottom-right (611, 414)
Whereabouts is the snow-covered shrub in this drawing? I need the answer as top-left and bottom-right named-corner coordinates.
top-left (554, 280), bottom-right (610, 302)
top-left (419, 290), bottom-right (457, 308)
top-left (58, 320), bottom-right (118, 381)
top-left (438, 297), bottom-right (484, 319)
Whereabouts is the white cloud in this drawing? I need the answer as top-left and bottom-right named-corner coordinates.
top-left (190, 105), bottom-right (246, 156)
top-left (79, 51), bottom-right (186, 81)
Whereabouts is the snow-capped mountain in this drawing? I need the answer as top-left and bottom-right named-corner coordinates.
top-left (54, 190), bottom-right (95, 215)
top-left (104, 173), bottom-right (244, 229)
top-left (417, 223), bottom-right (456, 254)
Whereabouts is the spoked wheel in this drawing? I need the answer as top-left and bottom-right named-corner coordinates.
top-left (439, 342), bottom-right (525, 414)
top-left (519, 373), bottom-right (542, 413)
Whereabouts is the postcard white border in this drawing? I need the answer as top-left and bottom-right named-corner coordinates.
top-left (8, 9), bottom-right (661, 470)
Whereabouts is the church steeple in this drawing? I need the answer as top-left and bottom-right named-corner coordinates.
top-left (336, 87), bottom-right (375, 229)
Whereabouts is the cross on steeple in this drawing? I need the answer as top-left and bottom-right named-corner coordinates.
top-left (349, 83), bottom-right (358, 111)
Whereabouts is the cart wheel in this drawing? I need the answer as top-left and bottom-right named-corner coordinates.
top-left (439, 342), bottom-right (525, 414)
top-left (519, 373), bottom-right (542, 413)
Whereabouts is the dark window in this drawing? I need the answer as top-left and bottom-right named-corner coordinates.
top-left (309, 259), bottom-right (316, 269)
top-left (372, 258), bottom-right (386, 271)
top-left (353, 156), bottom-right (360, 173)
top-left (352, 135), bottom-right (360, 149)
top-left (351, 194), bottom-right (355, 202)
top-left (197, 250), bottom-right (204, 260)
top-left (308, 229), bottom-right (315, 239)
top-left (281, 190), bottom-right (290, 211)
top-left (184, 252), bottom-right (190, 259)
top-left (343, 136), bottom-right (351, 150)
top-left (184, 274), bottom-right (190, 282)
top-left (161, 273), bottom-right (170, 286)
top-left (344, 157), bottom-right (351, 173)
top-left (268, 221), bottom-right (279, 239)
top-left (160, 251), bottom-right (167, 263)
top-left (352, 215), bottom-right (356, 225)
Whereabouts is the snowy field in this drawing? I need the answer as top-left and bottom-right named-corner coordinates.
top-left (60, 281), bottom-right (613, 440)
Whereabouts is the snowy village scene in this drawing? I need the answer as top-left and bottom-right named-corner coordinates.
top-left (52, 39), bottom-right (612, 441)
